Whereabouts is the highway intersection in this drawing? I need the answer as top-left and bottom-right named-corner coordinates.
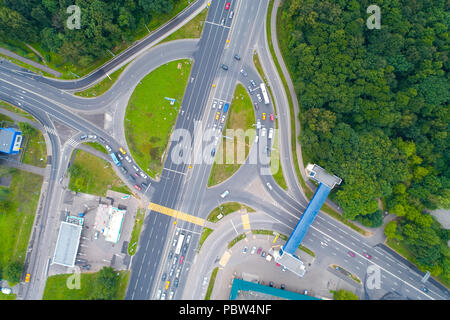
top-left (0, 0), bottom-right (448, 301)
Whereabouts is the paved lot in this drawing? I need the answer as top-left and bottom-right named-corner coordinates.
top-left (211, 233), bottom-right (362, 300)
top-left (48, 190), bottom-right (139, 276)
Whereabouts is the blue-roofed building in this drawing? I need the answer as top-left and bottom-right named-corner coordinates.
top-left (274, 164), bottom-right (341, 277)
top-left (0, 127), bottom-right (22, 155)
top-left (229, 278), bottom-right (320, 300)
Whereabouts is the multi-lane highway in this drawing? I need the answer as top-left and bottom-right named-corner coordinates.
top-left (0, 0), bottom-right (447, 301)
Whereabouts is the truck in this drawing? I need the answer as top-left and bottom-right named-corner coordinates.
top-left (110, 152), bottom-right (121, 166)
top-left (174, 233), bottom-right (185, 255)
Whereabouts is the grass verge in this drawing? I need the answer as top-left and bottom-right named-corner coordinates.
top-left (20, 125), bottom-right (47, 168)
top-left (74, 64), bottom-right (129, 97)
top-left (68, 150), bottom-right (131, 196)
top-left (207, 202), bottom-right (255, 223)
top-left (83, 142), bottom-right (108, 155)
top-left (124, 59), bottom-right (192, 179)
top-left (161, 8), bottom-right (209, 43)
top-left (128, 208), bottom-right (145, 256)
top-left (228, 233), bottom-right (246, 249)
top-left (204, 267), bottom-right (219, 300)
top-left (198, 227), bottom-right (214, 251)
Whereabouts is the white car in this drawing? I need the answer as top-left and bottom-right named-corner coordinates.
top-left (218, 101), bottom-right (223, 109)
top-left (161, 293), bottom-right (166, 300)
top-left (156, 289), bottom-right (162, 299)
top-left (250, 246), bottom-right (256, 254)
top-left (105, 145), bottom-right (112, 152)
top-left (139, 172), bottom-right (148, 179)
top-left (257, 94), bottom-right (262, 102)
top-left (266, 182), bottom-right (273, 191)
top-left (132, 164), bottom-right (139, 172)
top-left (220, 190), bottom-right (230, 198)
top-left (88, 134), bottom-right (97, 139)
top-left (256, 119), bottom-right (261, 129)
top-left (268, 128), bottom-right (274, 140)
top-left (261, 128), bottom-right (267, 137)
top-left (212, 100), bottom-right (217, 109)
top-left (125, 155), bottom-right (132, 163)
top-left (169, 291), bottom-right (174, 300)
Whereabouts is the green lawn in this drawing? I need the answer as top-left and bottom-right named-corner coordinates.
top-left (0, 168), bottom-right (43, 274)
top-left (68, 150), bottom-right (131, 196)
top-left (74, 64), bottom-right (129, 97)
top-left (43, 270), bottom-right (129, 300)
top-left (0, 101), bottom-right (36, 121)
top-left (207, 202), bottom-right (255, 223)
top-left (124, 59), bottom-right (192, 179)
top-left (21, 127), bottom-right (47, 168)
top-left (128, 208), bottom-right (145, 256)
top-left (161, 8), bottom-right (208, 43)
top-left (198, 227), bottom-right (214, 251)
top-left (83, 142), bottom-right (108, 154)
top-left (228, 233), bottom-right (247, 249)
top-left (208, 84), bottom-right (255, 187)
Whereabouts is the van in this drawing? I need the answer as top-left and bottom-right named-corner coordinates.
top-left (268, 128), bottom-right (273, 139)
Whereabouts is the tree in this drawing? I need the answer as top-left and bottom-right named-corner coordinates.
top-left (90, 267), bottom-right (120, 300)
top-left (4, 261), bottom-right (23, 283)
top-left (332, 289), bottom-right (359, 300)
top-left (384, 220), bottom-right (403, 241)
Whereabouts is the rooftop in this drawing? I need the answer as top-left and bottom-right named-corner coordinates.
top-left (306, 164), bottom-right (342, 189)
top-left (52, 221), bottom-right (82, 267)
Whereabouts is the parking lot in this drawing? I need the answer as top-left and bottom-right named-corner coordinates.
top-left (48, 190), bottom-right (140, 276)
top-left (212, 233), bottom-right (361, 300)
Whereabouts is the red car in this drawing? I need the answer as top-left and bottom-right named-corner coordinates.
top-left (225, 2), bottom-right (230, 10)
top-left (348, 251), bottom-right (355, 257)
top-left (270, 113), bottom-right (274, 121)
top-left (180, 256), bottom-right (184, 264)
top-left (257, 247), bottom-right (262, 255)
top-left (363, 252), bottom-right (372, 259)
top-left (134, 184), bottom-right (142, 191)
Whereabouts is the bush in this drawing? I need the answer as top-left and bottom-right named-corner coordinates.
top-left (4, 261), bottom-right (23, 283)
top-left (355, 210), bottom-right (383, 228)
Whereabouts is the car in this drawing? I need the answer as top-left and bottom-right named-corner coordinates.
top-left (98, 137), bottom-right (106, 143)
top-left (225, 2), bottom-right (230, 10)
top-left (132, 164), bottom-right (139, 171)
top-left (256, 119), bottom-right (261, 129)
top-left (363, 253), bottom-right (372, 259)
top-left (281, 266), bottom-right (287, 272)
top-left (133, 172), bottom-right (139, 178)
top-left (229, 11), bottom-right (234, 19)
top-left (156, 289), bottom-right (162, 299)
top-left (105, 145), bottom-right (112, 152)
top-left (266, 182), bottom-right (273, 190)
top-left (165, 281), bottom-right (170, 290)
top-left (262, 112), bottom-right (266, 120)
top-left (141, 182), bottom-right (148, 189)
top-left (212, 100), bottom-right (217, 109)
top-left (94, 231), bottom-right (99, 240)
top-left (250, 79), bottom-right (256, 87)
top-left (254, 134), bottom-right (259, 144)
top-left (172, 239), bottom-right (177, 247)
top-left (216, 112), bottom-right (220, 120)
top-left (169, 291), bottom-right (174, 300)
top-left (117, 153), bottom-right (124, 161)
top-left (120, 166), bottom-right (128, 174)
top-left (261, 128), bottom-right (267, 137)
top-left (173, 256), bottom-right (178, 265)
top-left (139, 172), bottom-right (148, 179)
top-left (266, 146), bottom-right (271, 156)
top-left (182, 243), bottom-right (188, 255)
top-left (88, 134), bottom-right (96, 139)
top-left (80, 134), bottom-right (87, 140)
top-left (174, 278), bottom-right (179, 288)
top-left (125, 155), bottom-right (132, 163)
top-left (25, 273), bottom-right (31, 283)
top-left (242, 246), bottom-right (248, 254)
top-left (261, 251), bottom-right (266, 258)
top-left (280, 284), bottom-right (285, 290)
top-left (240, 68), bottom-right (248, 77)
top-left (250, 246), bottom-right (256, 254)
top-left (234, 54), bottom-right (240, 60)
top-left (221, 64), bottom-right (228, 70)
top-left (218, 101), bottom-right (223, 109)
top-left (180, 256), bottom-right (184, 264)
top-left (268, 128), bottom-right (273, 140)
top-left (221, 114), bottom-right (226, 123)
top-left (270, 113), bottom-right (274, 121)
top-left (422, 287), bottom-right (429, 293)
top-left (168, 251), bottom-right (173, 259)
top-left (134, 184), bottom-right (142, 191)
top-left (257, 93), bottom-right (262, 102)
top-left (211, 148), bottom-right (216, 156)
top-left (257, 247), bottom-right (262, 255)
top-left (186, 234), bottom-right (192, 244)
top-left (161, 293), bottom-right (166, 300)
top-left (175, 268), bottom-right (181, 278)
top-left (119, 147), bottom-right (126, 154)
top-left (162, 273), bottom-right (167, 281)
top-left (169, 266), bottom-right (175, 277)
top-left (254, 102), bottom-right (259, 110)
top-left (303, 289), bottom-right (308, 295)
top-left (348, 251), bottom-right (356, 257)
top-left (202, 277), bottom-right (209, 286)
top-left (221, 190), bottom-right (230, 198)
top-left (221, 17), bottom-right (225, 26)
top-left (129, 175), bottom-right (136, 182)
top-left (214, 136), bottom-right (219, 146)
top-left (82, 264), bottom-right (91, 270)
top-left (247, 85), bottom-right (253, 95)
top-left (269, 281), bottom-right (274, 287)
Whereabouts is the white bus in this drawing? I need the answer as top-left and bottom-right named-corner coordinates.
top-left (174, 233), bottom-right (185, 255)
top-left (260, 83), bottom-right (270, 105)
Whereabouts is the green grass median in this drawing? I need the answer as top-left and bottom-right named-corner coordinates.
top-left (124, 59), bottom-right (192, 179)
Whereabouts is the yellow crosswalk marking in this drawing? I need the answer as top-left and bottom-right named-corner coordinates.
top-left (148, 202), bottom-right (205, 227)
top-left (241, 214), bottom-right (250, 230)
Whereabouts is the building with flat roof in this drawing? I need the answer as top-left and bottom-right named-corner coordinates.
top-left (52, 221), bottom-right (82, 267)
top-left (94, 204), bottom-right (126, 243)
top-left (229, 278), bottom-right (320, 300)
top-left (0, 128), bottom-right (22, 155)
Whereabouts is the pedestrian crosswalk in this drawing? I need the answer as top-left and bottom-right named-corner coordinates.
top-left (148, 202), bottom-right (205, 227)
top-left (66, 137), bottom-right (78, 147)
top-left (44, 125), bottom-right (57, 136)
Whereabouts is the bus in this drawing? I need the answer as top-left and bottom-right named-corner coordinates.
top-left (110, 152), bottom-right (122, 166)
top-left (223, 103), bottom-right (230, 113)
top-left (260, 83), bottom-right (270, 105)
top-left (175, 233), bottom-right (185, 255)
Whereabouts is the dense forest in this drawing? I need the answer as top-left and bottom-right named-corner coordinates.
top-left (279, 0), bottom-right (449, 280)
top-left (0, 0), bottom-right (181, 67)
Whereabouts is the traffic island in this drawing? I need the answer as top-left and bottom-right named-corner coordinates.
top-left (329, 264), bottom-right (362, 287)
